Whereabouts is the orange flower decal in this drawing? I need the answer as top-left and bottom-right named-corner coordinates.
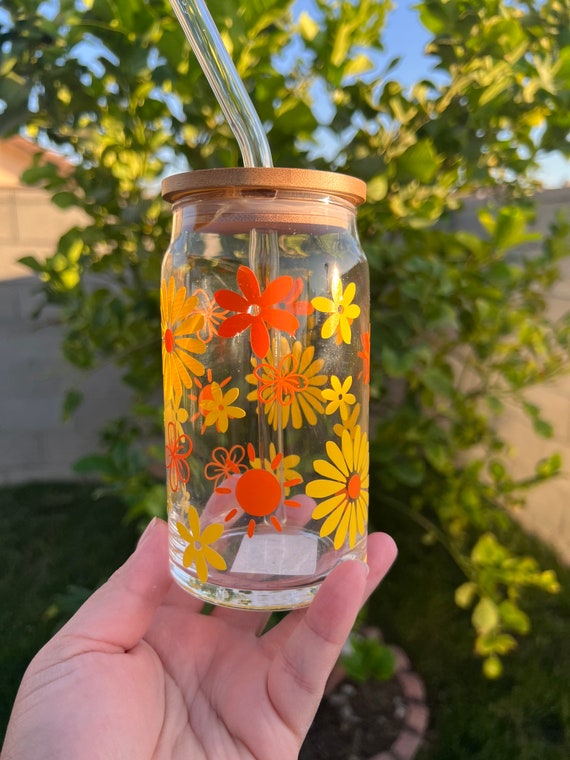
top-left (214, 265), bottom-right (299, 358)
top-left (249, 442), bottom-right (303, 496)
top-left (248, 340), bottom-right (327, 429)
top-left (358, 331), bottom-right (371, 384)
top-left (282, 277), bottom-right (314, 316)
top-left (218, 443), bottom-right (302, 538)
top-left (191, 288), bottom-right (228, 344)
top-left (161, 277), bottom-right (206, 403)
top-left (165, 421), bottom-right (192, 492)
top-left (204, 445), bottom-right (248, 488)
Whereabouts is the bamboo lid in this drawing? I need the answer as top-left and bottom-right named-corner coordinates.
top-left (162, 167), bottom-right (366, 206)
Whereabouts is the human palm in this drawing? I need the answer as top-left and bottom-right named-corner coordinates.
top-left (2, 519), bottom-right (397, 760)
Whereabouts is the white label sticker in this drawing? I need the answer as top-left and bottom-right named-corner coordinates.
top-left (231, 532), bottom-right (318, 576)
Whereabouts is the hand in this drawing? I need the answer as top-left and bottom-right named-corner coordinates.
top-left (2, 518), bottom-right (397, 760)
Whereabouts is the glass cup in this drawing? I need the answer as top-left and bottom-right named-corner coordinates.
top-left (161, 167), bottom-right (369, 610)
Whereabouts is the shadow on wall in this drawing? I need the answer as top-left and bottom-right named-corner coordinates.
top-left (0, 275), bottom-right (132, 485)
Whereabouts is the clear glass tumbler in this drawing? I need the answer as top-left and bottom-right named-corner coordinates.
top-left (161, 167), bottom-right (369, 610)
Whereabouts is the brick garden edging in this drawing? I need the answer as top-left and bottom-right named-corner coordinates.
top-left (369, 645), bottom-right (429, 760)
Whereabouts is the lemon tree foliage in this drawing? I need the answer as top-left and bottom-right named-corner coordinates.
top-left (2, 0), bottom-right (570, 675)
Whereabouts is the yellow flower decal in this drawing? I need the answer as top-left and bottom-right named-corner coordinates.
top-left (307, 426), bottom-right (369, 550)
top-left (250, 442), bottom-right (303, 496)
top-left (311, 277), bottom-right (360, 345)
top-left (247, 339), bottom-right (326, 429)
top-left (333, 402), bottom-right (361, 439)
top-left (176, 506), bottom-right (227, 582)
top-left (164, 398), bottom-right (189, 438)
top-left (161, 277), bottom-right (206, 403)
top-left (199, 382), bottom-right (246, 433)
top-left (322, 375), bottom-right (356, 418)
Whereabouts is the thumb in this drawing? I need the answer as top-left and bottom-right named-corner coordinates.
top-left (55, 517), bottom-right (172, 653)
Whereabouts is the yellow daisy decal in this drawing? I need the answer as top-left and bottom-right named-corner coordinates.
top-left (250, 442), bottom-right (303, 496)
top-left (322, 375), bottom-right (356, 418)
top-left (247, 339), bottom-right (327, 429)
top-left (176, 506), bottom-right (227, 582)
top-left (311, 276), bottom-right (361, 345)
top-left (161, 277), bottom-right (207, 404)
top-left (307, 426), bottom-right (369, 550)
top-left (199, 382), bottom-right (246, 433)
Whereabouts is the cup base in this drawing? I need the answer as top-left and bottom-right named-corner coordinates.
top-left (169, 520), bottom-right (366, 610)
top-left (170, 560), bottom-right (322, 610)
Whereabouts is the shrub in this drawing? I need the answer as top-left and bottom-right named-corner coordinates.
top-left (2, 0), bottom-right (569, 674)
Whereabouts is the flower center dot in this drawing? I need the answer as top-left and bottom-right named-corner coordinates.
top-left (347, 473), bottom-right (361, 500)
top-left (164, 328), bottom-right (175, 353)
top-left (248, 304), bottom-right (261, 316)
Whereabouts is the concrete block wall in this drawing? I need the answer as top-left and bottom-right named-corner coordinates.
top-left (0, 138), bottom-right (132, 484)
top-left (451, 191), bottom-right (570, 562)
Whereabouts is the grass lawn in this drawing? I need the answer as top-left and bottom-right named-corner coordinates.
top-left (1, 481), bottom-right (569, 758)
top-left (0, 482), bottom-right (138, 741)
top-left (371, 500), bottom-right (570, 760)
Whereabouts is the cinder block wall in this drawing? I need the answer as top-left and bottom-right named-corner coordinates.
top-left (0, 139), bottom-right (132, 484)
top-left (451, 190), bottom-right (570, 562)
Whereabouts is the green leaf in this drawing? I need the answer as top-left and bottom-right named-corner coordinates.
top-left (73, 455), bottom-right (115, 476)
top-left (396, 138), bottom-right (441, 184)
top-left (418, 2), bottom-right (448, 34)
top-left (18, 255), bottom-right (44, 273)
top-left (392, 457), bottom-right (425, 486)
top-left (482, 654), bottom-right (503, 679)
top-left (455, 582), bottom-right (477, 609)
top-left (367, 174), bottom-right (388, 202)
top-left (471, 534), bottom-right (508, 566)
top-left (499, 600), bottom-right (530, 634)
top-left (298, 11), bottom-right (319, 42)
top-left (62, 389), bottom-right (83, 421)
top-left (472, 597), bottom-right (500, 635)
top-left (343, 53), bottom-right (374, 79)
top-left (52, 191), bottom-right (79, 209)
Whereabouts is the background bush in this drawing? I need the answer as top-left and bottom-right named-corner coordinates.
top-left (2, 0), bottom-right (570, 675)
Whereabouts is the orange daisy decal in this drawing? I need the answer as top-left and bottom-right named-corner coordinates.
top-left (214, 265), bottom-right (300, 358)
top-left (161, 277), bottom-right (206, 403)
top-left (191, 288), bottom-right (228, 344)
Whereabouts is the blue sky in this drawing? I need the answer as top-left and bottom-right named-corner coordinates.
top-left (376, 1), bottom-right (570, 187)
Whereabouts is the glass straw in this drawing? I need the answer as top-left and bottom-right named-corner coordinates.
top-left (168, 0), bottom-right (273, 168)
top-left (168, 0), bottom-right (287, 516)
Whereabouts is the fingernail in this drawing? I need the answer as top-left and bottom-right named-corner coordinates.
top-left (137, 517), bottom-right (158, 548)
